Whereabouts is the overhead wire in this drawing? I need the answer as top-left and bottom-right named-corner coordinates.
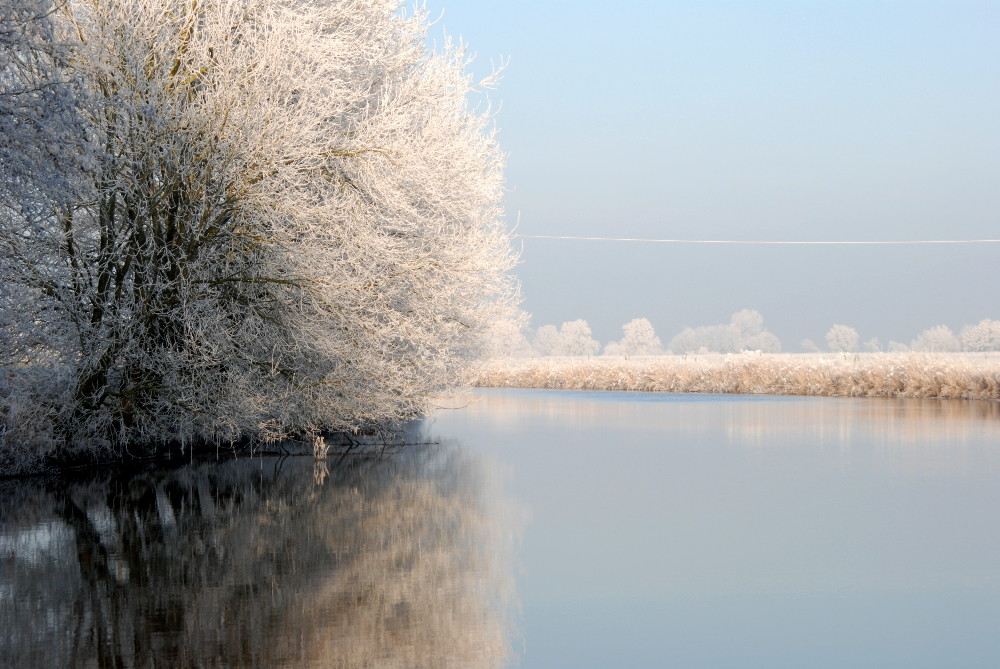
top-left (513, 234), bottom-right (1000, 245)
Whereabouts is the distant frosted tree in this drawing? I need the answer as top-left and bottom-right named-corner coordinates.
top-left (863, 337), bottom-right (882, 353)
top-left (531, 325), bottom-right (561, 356)
top-left (825, 325), bottom-right (859, 353)
top-left (741, 331), bottom-right (782, 354)
top-left (888, 340), bottom-right (910, 352)
top-left (960, 319), bottom-right (1000, 352)
top-left (488, 310), bottom-right (532, 358)
top-left (800, 339), bottom-right (820, 353)
top-left (668, 325), bottom-right (720, 354)
top-left (668, 327), bottom-right (707, 355)
top-left (729, 308), bottom-right (780, 352)
top-left (555, 320), bottom-right (600, 356)
top-left (911, 325), bottom-right (960, 352)
top-left (730, 309), bottom-right (764, 340)
top-left (668, 310), bottom-right (780, 354)
top-left (604, 318), bottom-right (661, 356)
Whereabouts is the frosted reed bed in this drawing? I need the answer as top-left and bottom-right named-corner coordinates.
top-left (476, 353), bottom-right (1000, 400)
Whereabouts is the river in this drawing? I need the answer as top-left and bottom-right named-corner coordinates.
top-left (426, 389), bottom-right (1000, 669)
top-left (2, 389), bottom-right (999, 668)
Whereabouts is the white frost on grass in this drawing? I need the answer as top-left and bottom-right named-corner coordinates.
top-left (477, 352), bottom-right (1000, 400)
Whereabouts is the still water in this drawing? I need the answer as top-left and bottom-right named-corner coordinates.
top-left (0, 445), bottom-right (516, 668)
top-left (426, 390), bottom-right (1000, 669)
top-left (2, 389), bottom-right (999, 668)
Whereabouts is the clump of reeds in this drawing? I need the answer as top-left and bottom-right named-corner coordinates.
top-left (475, 352), bottom-right (1000, 400)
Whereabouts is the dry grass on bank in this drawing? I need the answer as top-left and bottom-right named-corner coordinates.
top-left (475, 352), bottom-right (1000, 400)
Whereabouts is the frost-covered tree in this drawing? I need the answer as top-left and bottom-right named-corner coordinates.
top-left (911, 325), bottom-right (960, 352)
top-left (730, 309), bottom-right (764, 341)
top-left (530, 319), bottom-right (600, 357)
top-left (531, 325), bottom-right (561, 357)
top-left (668, 325), bottom-right (727, 355)
top-left (488, 309), bottom-right (533, 358)
top-left (800, 339), bottom-right (820, 353)
top-left (863, 337), bottom-right (882, 353)
top-left (555, 319), bottom-right (600, 356)
top-left (741, 330), bottom-right (782, 354)
top-left (604, 317), bottom-right (661, 356)
top-left (668, 310), bottom-right (780, 354)
top-left (825, 324), bottom-right (859, 353)
top-left (960, 319), bottom-right (1000, 352)
top-left (0, 0), bottom-right (517, 472)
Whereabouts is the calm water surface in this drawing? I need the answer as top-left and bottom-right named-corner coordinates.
top-left (2, 389), bottom-right (1000, 668)
top-left (0, 446), bottom-right (516, 668)
top-left (427, 390), bottom-right (1000, 669)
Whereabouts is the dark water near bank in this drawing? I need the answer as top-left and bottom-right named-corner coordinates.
top-left (0, 446), bottom-right (516, 668)
top-left (3, 390), bottom-right (1000, 668)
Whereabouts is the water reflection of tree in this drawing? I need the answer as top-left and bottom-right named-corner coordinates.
top-left (0, 445), bottom-right (518, 668)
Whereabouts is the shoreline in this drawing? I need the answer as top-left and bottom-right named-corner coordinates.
top-left (475, 352), bottom-right (1000, 401)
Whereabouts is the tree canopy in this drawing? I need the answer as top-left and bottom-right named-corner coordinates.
top-left (0, 0), bottom-right (517, 473)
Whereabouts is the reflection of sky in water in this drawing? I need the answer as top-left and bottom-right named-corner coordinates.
top-left (428, 389), bottom-right (1000, 669)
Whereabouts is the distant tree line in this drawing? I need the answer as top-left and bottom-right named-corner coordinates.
top-left (806, 319), bottom-right (1000, 354)
top-left (497, 312), bottom-right (1000, 358)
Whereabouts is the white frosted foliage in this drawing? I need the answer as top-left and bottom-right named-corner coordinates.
top-left (530, 319), bottom-right (600, 357)
top-left (556, 319), bottom-right (601, 357)
top-left (604, 318), bottom-right (662, 356)
top-left (825, 324), bottom-right (860, 353)
top-left (911, 325), bottom-right (961, 353)
top-left (668, 309), bottom-right (781, 354)
top-left (961, 319), bottom-right (1000, 352)
top-left (863, 338), bottom-right (882, 353)
top-left (0, 0), bottom-right (517, 472)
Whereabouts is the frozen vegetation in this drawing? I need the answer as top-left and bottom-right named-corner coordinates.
top-left (477, 352), bottom-right (1000, 400)
top-left (488, 311), bottom-right (1000, 398)
top-left (0, 0), bottom-right (516, 473)
top-left (502, 311), bottom-right (1000, 360)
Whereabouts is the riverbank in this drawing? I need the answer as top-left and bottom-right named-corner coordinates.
top-left (475, 352), bottom-right (1000, 400)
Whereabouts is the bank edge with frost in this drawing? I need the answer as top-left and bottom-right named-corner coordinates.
top-left (476, 353), bottom-right (1000, 400)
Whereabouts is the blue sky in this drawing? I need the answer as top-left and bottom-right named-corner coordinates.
top-left (431, 1), bottom-right (1000, 349)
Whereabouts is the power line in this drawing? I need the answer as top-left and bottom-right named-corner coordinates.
top-left (513, 234), bottom-right (1000, 245)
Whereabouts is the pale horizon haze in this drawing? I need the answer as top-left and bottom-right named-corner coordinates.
top-left (432, 0), bottom-right (999, 350)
